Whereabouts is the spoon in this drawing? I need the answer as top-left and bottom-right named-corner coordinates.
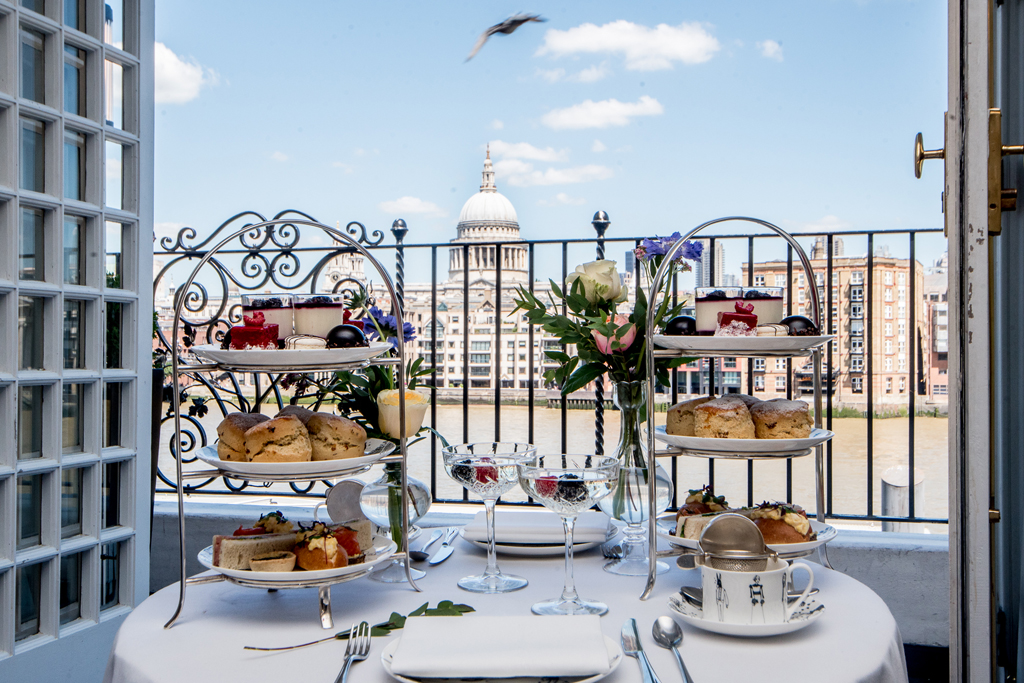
top-left (651, 616), bottom-right (694, 683)
top-left (408, 529), bottom-right (445, 561)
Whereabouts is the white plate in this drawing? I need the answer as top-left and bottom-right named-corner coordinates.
top-left (653, 425), bottom-right (833, 456)
top-left (652, 334), bottom-right (833, 354)
top-left (198, 535), bottom-right (396, 582)
top-left (658, 516), bottom-right (838, 556)
top-left (196, 440), bottom-right (395, 478)
top-left (380, 635), bottom-right (622, 683)
top-left (668, 592), bottom-right (824, 637)
top-left (191, 341), bottom-right (391, 369)
top-left (458, 530), bottom-right (605, 557)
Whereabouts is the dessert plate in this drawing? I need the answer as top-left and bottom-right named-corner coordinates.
top-left (191, 341), bottom-right (391, 370)
top-left (652, 334), bottom-right (833, 355)
top-left (668, 592), bottom-right (824, 637)
top-left (196, 439), bottom-right (395, 478)
top-left (198, 535), bottom-right (397, 582)
top-left (458, 528), bottom-right (608, 557)
top-left (658, 516), bottom-right (838, 556)
top-left (653, 425), bottom-right (833, 457)
top-left (380, 636), bottom-right (622, 683)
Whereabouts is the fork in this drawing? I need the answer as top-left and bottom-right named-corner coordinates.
top-left (334, 621), bottom-right (371, 683)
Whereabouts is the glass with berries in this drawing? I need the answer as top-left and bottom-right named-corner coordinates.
top-left (443, 442), bottom-right (536, 593)
top-left (517, 454), bottom-right (620, 615)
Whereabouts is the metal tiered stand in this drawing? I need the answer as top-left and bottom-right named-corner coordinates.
top-left (642, 217), bottom-right (835, 600)
top-left (164, 219), bottom-right (420, 629)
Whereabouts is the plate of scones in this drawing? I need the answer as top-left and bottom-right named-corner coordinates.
top-left (197, 406), bottom-right (396, 477)
top-left (654, 394), bottom-right (833, 456)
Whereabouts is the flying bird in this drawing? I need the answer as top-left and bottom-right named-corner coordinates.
top-left (466, 13), bottom-right (547, 61)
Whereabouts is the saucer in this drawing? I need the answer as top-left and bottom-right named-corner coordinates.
top-left (668, 593), bottom-right (825, 637)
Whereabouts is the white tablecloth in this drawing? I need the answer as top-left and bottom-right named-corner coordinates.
top-left (105, 536), bottom-right (908, 683)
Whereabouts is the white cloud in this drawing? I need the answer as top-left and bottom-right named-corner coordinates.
top-left (757, 40), bottom-right (784, 62)
top-left (537, 20), bottom-right (720, 71)
top-left (539, 192), bottom-right (587, 206)
top-left (501, 163), bottom-right (613, 187)
top-left (493, 159), bottom-right (535, 177)
top-left (575, 64), bottom-right (610, 82)
top-left (270, 151), bottom-right (288, 162)
top-left (378, 196), bottom-right (447, 217)
top-left (490, 119), bottom-right (504, 130)
top-left (537, 68), bottom-right (566, 83)
top-left (489, 140), bottom-right (569, 162)
top-left (542, 96), bottom-right (664, 130)
top-left (591, 139), bottom-right (607, 153)
top-left (154, 42), bottom-right (219, 104)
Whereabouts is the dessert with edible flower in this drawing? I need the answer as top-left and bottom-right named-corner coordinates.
top-left (294, 520), bottom-right (373, 570)
top-left (233, 511), bottom-right (294, 536)
top-left (677, 486), bottom-right (729, 517)
top-left (672, 497), bottom-right (816, 544)
top-left (229, 312), bottom-right (280, 350)
top-left (715, 301), bottom-right (758, 337)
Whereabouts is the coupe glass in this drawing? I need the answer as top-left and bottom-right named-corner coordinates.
top-left (443, 442), bottom-right (536, 593)
top-left (517, 454), bottom-right (620, 616)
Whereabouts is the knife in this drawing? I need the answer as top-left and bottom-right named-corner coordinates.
top-left (621, 618), bottom-right (662, 683)
top-left (427, 527), bottom-right (460, 564)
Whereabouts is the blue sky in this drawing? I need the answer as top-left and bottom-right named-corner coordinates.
top-left (154, 1), bottom-right (948, 286)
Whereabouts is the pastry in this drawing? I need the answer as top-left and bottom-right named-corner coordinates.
top-left (231, 511), bottom-right (293, 536)
top-left (694, 288), bottom-right (743, 335)
top-left (729, 394), bottom-right (761, 409)
top-left (249, 551), bottom-right (297, 572)
top-left (748, 503), bottom-right (815, 543)
top-left (244, 415), bottom-right (313, 463)
top-left (277, 404), bottom-right (315, 425)
top-left (663, 315), bottom-right (697, 336)
top-left (749, 399), bottom-right (813, 439)
top-left (779, 315), bottom-right (819, 336)
top-left (666, 397), bottom-right (712, 436)
top-left (212, 533), bottom-right (296, 570)
top-left (217, 412), bottom-right (270, 461)
top-left (326, 324), bottom-right (369, 349)
top-left (294, 520), bottom-right (373, 570)
top-left (715, 301), bottom-right (758, 337)
top-left (693, 396), bottom-right (756, 439)
top-left (756, 324), bottom-right (789, 337)
top-left (676, 486), bottom-right (728, 518)
top-left (284, 334), bottom-right (327, 350)
top-left (242, 296), bottom-right (293, 346)
top-left (229, 312), bottom-right (279, 350)
top-left (306, 412), bottom-right (367, 461)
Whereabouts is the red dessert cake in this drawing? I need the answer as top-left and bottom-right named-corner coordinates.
top-left (229, 312), bottom-right (279, 350)
top-left (715, 302), bottom-right (758, 337)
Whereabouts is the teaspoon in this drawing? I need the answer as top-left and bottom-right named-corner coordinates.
top-left (408, 528), bottom-right (444, 561)
top-left (651, 616), bottom-right (694, 683)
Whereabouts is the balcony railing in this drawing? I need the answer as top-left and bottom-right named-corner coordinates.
top-left (153, 210), bottom-right (947, 526)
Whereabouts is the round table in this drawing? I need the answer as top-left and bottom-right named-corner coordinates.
top-left (104, 537), bottom-right (908, 683)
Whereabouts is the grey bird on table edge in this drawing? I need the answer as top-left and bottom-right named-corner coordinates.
top-left (466, 14), bottom-right (547, 61)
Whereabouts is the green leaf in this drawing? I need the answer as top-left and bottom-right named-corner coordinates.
top-left (549, 279), bottom-right (564, 299)
top-left (562, 362), bottom-right (608, 396)
top-left (453, 604), bottom-right (475, 613)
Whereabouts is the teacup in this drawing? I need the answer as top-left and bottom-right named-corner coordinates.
top-left (700, 558), bottom-right (814, 625)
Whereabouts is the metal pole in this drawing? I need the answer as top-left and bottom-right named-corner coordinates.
top-left (592, 210), bottom-right (610, 456)
top-left (391, 219), bottom-right (408, 312)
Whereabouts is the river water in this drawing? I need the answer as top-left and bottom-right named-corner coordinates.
top-left (158, 403), bottom-right (949, 529)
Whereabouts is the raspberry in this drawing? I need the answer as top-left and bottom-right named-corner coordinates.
top-left (535, 476), bottom-right (558, 498)
top-left (243, 311), bottom-right (266, 327)
top-left (475, 458), bottom-right (498, 484)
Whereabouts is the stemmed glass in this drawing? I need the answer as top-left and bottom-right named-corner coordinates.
top-left (443, 442), bottom-right (536, 593)
top-left (517, 454), bottom-right (620, 616)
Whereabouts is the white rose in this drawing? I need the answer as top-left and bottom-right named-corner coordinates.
top-left (377, 389), bottom-right (430, 439)
top-left (566, 260), bottom-right (625, 304)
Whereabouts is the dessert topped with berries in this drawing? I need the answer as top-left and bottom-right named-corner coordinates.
top-left (715, 301), bottom-right (758, 337)
top-left (229, 311), bottom-right (280, 350)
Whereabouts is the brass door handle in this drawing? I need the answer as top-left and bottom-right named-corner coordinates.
top-left (914, 132), bottom-right (944, 179)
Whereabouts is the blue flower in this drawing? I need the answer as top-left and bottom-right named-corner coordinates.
top-left (679, 239), bottom-right (703, 262)
top-left (361, 306), bottom-right (417, 347)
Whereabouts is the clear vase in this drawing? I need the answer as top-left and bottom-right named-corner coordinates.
top-left (359, 462), bottom-right (431, 583)
top-left (597, 380), bottom-right (674, 576)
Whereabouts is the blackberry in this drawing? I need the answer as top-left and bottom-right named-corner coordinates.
top-left (451, 463), bottom-right (474, 483)
top-left (308, 296), bottom-right (334, 305)
top-left (249, 297), bottom-right (284, 308)
top-left (700, 289), bottom-right (728, 300)
top-left (744, 290), bottom-right (771, 299)
top-left (557, 473), bottom-right (588, 504)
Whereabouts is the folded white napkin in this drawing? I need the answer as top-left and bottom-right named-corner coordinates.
top-left (462, 510), bottom-right (610, 544)
top-left (389, 615), bottom-right (612, 678)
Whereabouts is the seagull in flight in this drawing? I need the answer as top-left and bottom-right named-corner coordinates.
top-left (466, 13), bottom-right (547, 61)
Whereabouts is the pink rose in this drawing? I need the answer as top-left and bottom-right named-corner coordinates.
top-left (592, 314), bottom-right (636, 354)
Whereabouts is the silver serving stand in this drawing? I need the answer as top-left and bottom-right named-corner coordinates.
top-left (164, 219), bottom-right (421, 629)
top-left (641, 217), bottom-right (835, 601)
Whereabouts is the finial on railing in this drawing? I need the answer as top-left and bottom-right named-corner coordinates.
top-left (591, 210), bottom-right (610, 455)
top-left (392, 219), bottom-right (408, 312)
top-left (592, 210), bottom-right (610, 245)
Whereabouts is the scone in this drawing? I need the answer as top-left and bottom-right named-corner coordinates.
top-left (693, 397), bottom-right (756, 439)
top-left (244, 415), bottom-right (313, 463)
top-left (749, 400), bottom-right (813, 439)
top-left (277, 404), bottom-right (315, 425)
top-left (730, 394), bottom-right (761, 409)
top-left (666, 397), bottom-right (712, 436)
top-left (306, 412), bottom-right (367, 461)
top-left (217, 412), bottom-right (271, 461)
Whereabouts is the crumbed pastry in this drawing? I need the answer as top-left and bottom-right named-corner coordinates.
top-left (249, 551), bottom-right (297, 572)
top-left (212, 533), bottom-right (296, 570)
top-left (217, 412), bottom-right (271, 461)
top-left (294, 521), bottom-right (372, 570)
top-left (756, 324), bottom-right (789, 337)
top-left (749, 399), bottom-right (813, 439)
top-left (277, 404), bottom-right (315, 425)
top-left (666, 397), bottom-right (712, 436)
top-left (729, 394), bottom-right (761, 409)
top-left (244, 415), bottom-right (313, 463)
top-left (306, 412), bottom-right (367, 461)
top-left (748, 503), bottom-right (815, 543)
top-left (693, 397), bottom-right (756, 439)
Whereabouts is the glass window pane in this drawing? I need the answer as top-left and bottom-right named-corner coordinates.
top-left (15, 562), bottom-right (42, 642)
top-left (63, 130), bottom-right (85, 200)
top-left (22, 0), bottom-right (44, 13)
top-left (63, 300), bottom-right (85, 369)
top-left (19, 386), bottom-right (43, 459)
top-left (62, 384), bottom-right (83, 453)
top-left (103, 382), bottom-right (122, 448)
top-left (101, 541), bottom-right (120, 610)
top-left (103, 1), bottom-right (123, 49)
top-left (64, 0), bottom-right (84, 30)
top-left (59, 553), bottom-right (82, 625)
top-left (102, 461), bottom-right (119, 527)
top-left (105, 301), bottom-right (122, 368)
top-left (105, 141), bottom-right (122, 210)
top-left (19, 207), bottom-right (44, 281)
top-left (105, 60), bottom-right (123, 129)
top-left (20, 28), bottom-right (44, 103)
top-left (20, 118), bottom-right (45, 192)
top-left (105, 221), bottom-right (123, 286)
top-left (60, 467), bottom-right (82, 537)
top-left (63, 215), bottom-right (84, 284)
top-left (64, 45), bottom-right (85, 115)
top-left (17, 474), bottom-right (42, 549)
top-left (19, 296), bottom-right (45, 370)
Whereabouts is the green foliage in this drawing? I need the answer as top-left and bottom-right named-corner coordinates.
top-left (334, 601), bottom-right (476, 640)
